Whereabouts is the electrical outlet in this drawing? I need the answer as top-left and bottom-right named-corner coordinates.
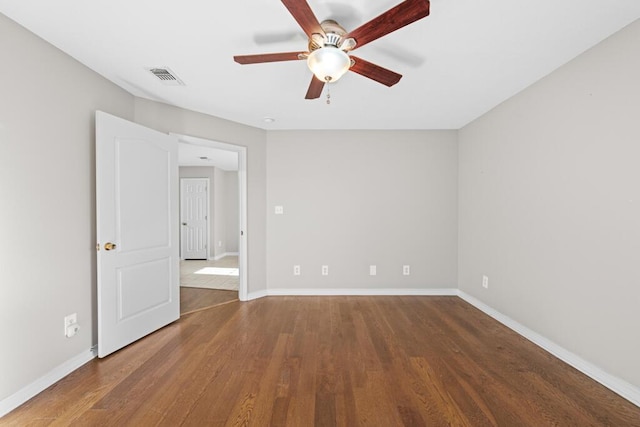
top-left (66, 323), bottom-right (80, 338)
top-left (293, 265), bottom-right (301, 276)
top-left (64, 313), bottom-right (78, 337)
top-left (482, 275), bottom-right (489, 289)
top-left (274, 205), bottom-right (284, 215)
top-left (64, 313), bottom-right (77, 328)
top-left (403, 265), bottom-right (411, 276)
top-left (369, 265), bottom-right (377, 276)
top-left (321, 265), bottom-right (329, 276)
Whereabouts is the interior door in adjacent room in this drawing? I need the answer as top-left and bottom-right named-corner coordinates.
top-left (96, 111), bottom-right (179, 358)
top-left (180, 178), bottom-right (209, 260)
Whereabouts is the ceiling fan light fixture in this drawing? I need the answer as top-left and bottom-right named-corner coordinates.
top-left (306, 46), bottom-right (351, 83)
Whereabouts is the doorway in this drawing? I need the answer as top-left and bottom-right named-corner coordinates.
top-left (175, 134), bottom-right (248, 312)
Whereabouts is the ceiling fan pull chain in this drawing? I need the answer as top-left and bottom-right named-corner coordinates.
top-left (326, 85), bottom-right (331, 105)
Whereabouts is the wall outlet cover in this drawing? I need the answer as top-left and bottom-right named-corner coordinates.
top-left (64, 313), bottom-right (77, 328)
top-left (64, 313), bottom-right (78, 337)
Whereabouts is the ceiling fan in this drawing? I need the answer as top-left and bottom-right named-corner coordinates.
top-left (233, 0), bottom-right (430, 99)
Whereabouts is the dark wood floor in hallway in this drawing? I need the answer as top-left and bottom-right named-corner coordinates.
top-left (180, 287), bottom-right (239, 315)
top-left (3, 296), bottom-right (639, 426)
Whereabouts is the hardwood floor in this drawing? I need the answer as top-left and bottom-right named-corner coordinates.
top-left (3, 296), bottom-right (639, 426)
top-left (180, 287), bottom-right (238, 315)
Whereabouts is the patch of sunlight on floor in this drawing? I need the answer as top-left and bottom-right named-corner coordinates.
top-left (195, 267), bottom-right (240, 276)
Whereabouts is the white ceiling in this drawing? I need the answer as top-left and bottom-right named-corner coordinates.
top-left (178, 139), bottom-right (239, 170)
top-left (2, 1), bottom-right (639, 130)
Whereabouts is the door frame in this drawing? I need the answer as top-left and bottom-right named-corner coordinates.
top-left (179, 177), bottom-right (210, 260)
top-left (173, 133), bottom-right (248, 302)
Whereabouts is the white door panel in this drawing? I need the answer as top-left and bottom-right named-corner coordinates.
top-left (117, 257), bottom-right (171, 320)
top-left (96, 111), bottom-right (179, 358)
top-left (117, 140), bottom-right (171, 251)
top-left (180, 178), bottom-right (208, 260)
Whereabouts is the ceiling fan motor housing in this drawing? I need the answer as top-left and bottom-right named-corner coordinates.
top-left (308, 19), bottom-right (347, 51)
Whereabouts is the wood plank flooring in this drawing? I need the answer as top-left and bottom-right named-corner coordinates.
top-left (180, 287), bottom-right (238, 315)
top-left (3, 296), bottom-right (639, 426)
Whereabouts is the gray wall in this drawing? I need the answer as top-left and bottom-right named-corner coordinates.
top-left (0, 14), bottom-right (134, 401)
top-left (213, 168), bottom-right (239, 257)
top-left (266, 130), bottom-right (458, 290)
top-left (178, 166), bottom-right (238, 259)
top-left (213, 168), bottom-right (227, 258)
top-left (224, 170), bottom-right (240, 253)
top-left (458, 19), bottom-right (640, 388)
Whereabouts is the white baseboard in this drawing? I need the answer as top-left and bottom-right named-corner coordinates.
top-left (457, 290), bottom-right (640, 408)
top-left (212, 252), bottom-right (239, 261)
top-left (246, 289), bottom-right (268, 301)
top-left (266, 288), bottom-right (458, 296)
top-left (0, 346), bottom-right (97, 418)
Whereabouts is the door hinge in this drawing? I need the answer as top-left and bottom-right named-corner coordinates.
top-left (96, 243), bottom-right (100, 251)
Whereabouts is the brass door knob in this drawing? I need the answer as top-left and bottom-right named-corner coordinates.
top-left (104, 242), bottom-right (117, 251)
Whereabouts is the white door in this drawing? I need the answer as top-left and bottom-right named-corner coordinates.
top-left (180, 178), bottom-right (209, 260)
top-left (96, 111), bottom-right (179, 358)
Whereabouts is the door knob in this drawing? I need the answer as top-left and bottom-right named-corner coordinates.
top-left (182, 222), bottom-right (187, 226)
top-left (104, 242), bottom-right (117, 251)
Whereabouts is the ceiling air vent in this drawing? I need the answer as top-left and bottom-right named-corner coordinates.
top-left (147, 67), bottom-right (185, 86)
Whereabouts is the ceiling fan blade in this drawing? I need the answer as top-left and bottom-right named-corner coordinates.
top-left (305, 76), bottom-right (325, 99)
top-left (234, 52), bottom-right (306, 64)
top-left (349, 56), bottom-right (402, 87)
top-left (345, 0), bottom-right (430, 50)
top-left (281, 0), bottom-right (326, 40)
